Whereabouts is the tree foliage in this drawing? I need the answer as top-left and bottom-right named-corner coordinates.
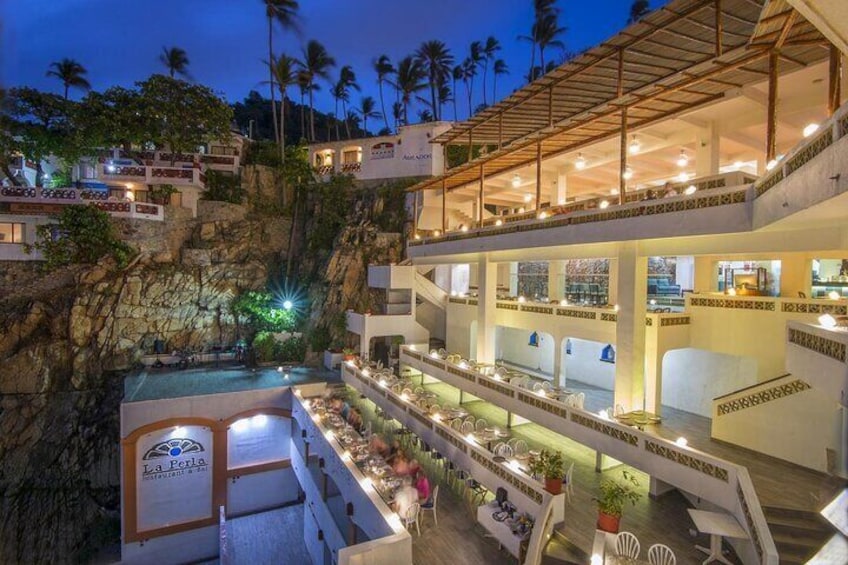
top-left (231, 290), bottom-right (297, 332)
top-left (203, 170), bottom-right (244, 204)
top-left (25, 204), bottom-right (135, 270)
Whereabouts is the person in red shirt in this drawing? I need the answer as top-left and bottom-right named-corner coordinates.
top-left (415, 469), bottom-right (431, 502)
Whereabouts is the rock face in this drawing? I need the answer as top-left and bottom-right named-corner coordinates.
top-left (0, 202), bottom-right (289, 562)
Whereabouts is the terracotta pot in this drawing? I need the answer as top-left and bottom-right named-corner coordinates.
top-left (544, 477), bottom-right (562, 495)
top-left (597, 511), bottom-right (621, 533)
top-left (343, 354), bottom-right (356, 361)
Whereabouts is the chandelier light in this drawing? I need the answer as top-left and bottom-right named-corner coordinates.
top-left (802, 123), bottom-right (820, 138)
top-left (512, 174), bottom-right (521, 188)
top-left (599, 200), bottom-right (610, 209)
top-left (623, 167), bottom-right (633, 180)
top-left (629, 135), bottom-right (641, 154)
top-left (676, 150), bottom-right (689, 167)
top-left (575, 153), bottom-right (587, 170)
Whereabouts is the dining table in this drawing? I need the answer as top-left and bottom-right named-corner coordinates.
top-left (475, 427), bottom-right (510, 450)
top-left (687, 508), bottom-right (748, 565)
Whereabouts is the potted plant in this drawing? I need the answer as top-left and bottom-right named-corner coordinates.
top-left (594, 470), bottom-right (641, 533)
top-left (342, 347), bottom-right (356, 361)
top-left (527, 449), bottom-right (565, 495)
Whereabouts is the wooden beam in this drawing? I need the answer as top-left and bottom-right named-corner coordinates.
top-left (618, 48), bottom-right (627, 205)
top-left (535, 140), bottom-right (542, 211)
top-left (479, 164), bottom-right (485, 225)
top-left (548, 86), bottom-right (554, 127)
top-left (828, 44), bottom-right (842, 117)
top-left (715, 0), bottom-right (723, 57)
top-left (766, 50), bottom-right (778, 162)
top-left (467, 129), bottom-right (473, 162)
top-left (774, 10), bottom-right (798, 50)
top-left (498, 113), bottom-right (503, 149)
top-left (441, 180), bottom-right (447, 232)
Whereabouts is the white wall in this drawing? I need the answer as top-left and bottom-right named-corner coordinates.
top-left (662, 348), bottom-right (757, 416)
top-left (496, 326), bottom-right (554, 375)
top-left (563, 338), bottom-right (616, 390)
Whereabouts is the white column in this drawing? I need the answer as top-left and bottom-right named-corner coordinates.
top-left (675, 256), bottom-right (695, 293)
top-left (554, 172), bottom-right (568, 205)
top-left (695, 122), bottom-right (720, 177)
top-left (614, 242), bottom-right (648, 411)
top-left (608, 258), bottom-right (619, 305)
top-left (548, 260), bottom-right (567, 301)
top-left (508, 262), bottom-right (518, 296)
top-left (553, 334), bottom-right (565, 388)
top-left (476, 255), bottom-right (497, 363)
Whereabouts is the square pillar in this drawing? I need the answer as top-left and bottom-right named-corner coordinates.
top-left (780, 253), bottom-right (812, 298)
top-left (548, 260), bottom-right (567, 301)
top-left (614, 243), bottom-right (648, 411)
top-left (508, 262), bottom-right (518, 296)
top-left (476, 255), bottom-right (498, 364)
top-left (554, 172), bottom-right (567, 205)
top-left (694, 256), bottom-right (717, 293)
top-left (695, 122), bottom-right (720, 177)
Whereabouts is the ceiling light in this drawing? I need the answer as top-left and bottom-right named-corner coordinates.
top-left (818, 313), bottom-right (837, 328)
top-left (575, 153), bottom-right (586, 170)
top-left (684, 185), bottom-right (697, 195)
top-left (803, 123), bottom-right (820, 138)
top-left (512, 174), bottom-right (521, 188)
top-left (433, 230), bottom-right (441, 236)
top-left (613, 304), bottom-right (620, 312)
top-left (677, 172), bottom-right (690, 183)
top-left (623, 167), bottom-right (633, 180)
top-left (828, 291), bottom-right (840, 300)
top-left (495, 219), bottom-right (503, 226)
top-left (676, 150), bottom-right (689, 167)
top-left (523, 193), bottom-right (532, 203)
top-left (765, 159), bottom-right (778, 171)
top-left (650, 299), bottom-right (657, 305)
top-left (599, 200), bottom-right (610, 209)
top-left (610, 188), bottom-right (619, 195)
top-left (629, 135), bottom-right (641, 154)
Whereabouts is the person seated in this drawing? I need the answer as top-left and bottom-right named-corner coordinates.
top-left (369, 434), bottom-right (389, 457)
top-left (643, 189), bottom-right (657, 201)
top-left (386, 440), bottom-right (401, 464)
top-left (347, 408), bottom-right (363, 431)
top-left (408, 458), bottom-right (421, 477)
top-left (393, 476), bottom-right (419, 519)
top-left (392, 452), bottom-right (412, 476)
top-left (415, 469), bottom-right (431, 502)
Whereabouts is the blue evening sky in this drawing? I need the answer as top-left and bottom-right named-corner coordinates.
top-left (2, 0), bottom-right (657, 119)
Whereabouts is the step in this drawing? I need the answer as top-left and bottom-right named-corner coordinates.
top-left (543, 532), bottom-right (590, 565)
top-left (765, 513), bottom-right (831, 534)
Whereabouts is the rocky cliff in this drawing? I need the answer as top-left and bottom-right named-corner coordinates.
top-left (0, 201), bottom-right (289, 563)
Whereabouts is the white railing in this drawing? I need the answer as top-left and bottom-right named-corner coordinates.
top-left (399, 345), bottom-right (777, 564)
top-left (0, 187), bottom-right (165, 221)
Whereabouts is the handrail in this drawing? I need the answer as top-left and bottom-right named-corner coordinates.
top-left (400, 345), bottom-right (778, 564)
top-left (523, 494), bottom-right (557, 565)
top-left (712, 373), bottom-right (792, 401)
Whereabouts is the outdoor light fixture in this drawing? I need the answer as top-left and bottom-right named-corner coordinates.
top-left (803, 123), bottom-right (820, 138)
top-left (414, 233), bottom-right (421, 240)
top-left (538, 211), bottom-right (548, 219)
top-left (727, 287), bottom-right (737, 296)
top-left (495, 219), bottom-right (503, 226)
top-left (684, 185), bottom-right (697, 195)
top-left (591, 555), bottom-right (603, 565)
top-left (106, 164), bottom-right (116, 173)
top-left (433, 230), bottom-right (441, 236)
top-left (675, 437), bottom-right (689, 447)
top-left (512, 174), bottom-right (521, 188)
top-left (677, 172), bottom-right (690, 183)
top-left (277, 366), bottom-right (283, 372)
top-left (599, 200), bottom-right (610, 209)
top-left (560, 299), bottom-right (568, 307)
top-left (650, 299), bottom-right (657, 305)
top-left (283, 300), bottom-right (293, 311)
top-left (518, 206), bottom-right (526, 213)
top-left (610, 188), bottom-right (619, 195)
top-left (518, 296), bottom-right (526, 303)
top-left (623, 167), bottom-right (633, 180)
top-left (828, 291), bottom-right (840, 300)
top-left (818, 313), bottom-right (837, 328)
top-left (523, 193), bottom-right (532, 203)
top-left (575, 153), bottom-right (587, 170)
top-left (450, 290), bottom-right (458, 297)
top-left (629, 135), bottom-right (641, 154)
top-left (324, 429), bottom-right (334, 441)
top-left (598, 409), bottom-right (609, 420)
top-left (676, 150), bottom-right (689, 167)
top-left (614, 304), bottom-right (620, 312)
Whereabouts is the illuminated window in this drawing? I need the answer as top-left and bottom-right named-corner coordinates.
top-left (0, 222), bottom-right (25, 244)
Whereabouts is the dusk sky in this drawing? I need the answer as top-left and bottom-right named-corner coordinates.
top-left (2, 0), bottom-right (656, 120)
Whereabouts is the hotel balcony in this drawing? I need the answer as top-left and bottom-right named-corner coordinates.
top-left (97, 163), bottom-right (207, 189)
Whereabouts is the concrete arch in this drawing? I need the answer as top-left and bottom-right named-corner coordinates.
top-left (495, 325), bottom-right (555, 378)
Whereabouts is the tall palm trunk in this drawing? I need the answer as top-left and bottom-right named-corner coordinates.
top-left (299, 91), bottom-right (306, 140)
top-left (309, 89), bottom-right (316, 141)
top-left (482, 63), bottom-right (488, 106)
top-left (528, 41), bottom-right (537, 82)
top-left (379, 80), bottom-right (389, 132)
top-left (268, 16), bottom-right (280, 146)
top-left (334, 98), bottom-right (340, 141)
top-left (429, 78), bottom-right (438, 121)
top-left (452, 77), bottom-right (458, 121)
top-left (540, 48), bottom-right (546, 77)
top-left (493, 74), bottom-right (499, 102)
top-left (63, 85), bottom-right (69, 100)
top-left (342, 99), bottom-right (351, 139)
top-left (279, 95), bottom-right (286, 164)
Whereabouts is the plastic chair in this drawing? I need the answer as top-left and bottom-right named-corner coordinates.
top-left (494, 443), bottom-right (513, 459)
top-left (615, 531), bottom-right (641, 560)
top-left (404, 502), bottom-right (421, 535)
top-left (450, 418), bottom-right (463, 431)
top-left (648, 543), bottom-right (676, 565)
top-left (513, 439), bottom-right (530, 461)
top-left (474, 418), bottom-right (488, 433)
top-left (420, 485), bottom-right (439, 526)
top-left (563, 461), bottom-right (575, 502)
top-left (460, 420), bottom-right (475, 435)
top-left (575, 392), bottom-right (585, 410)
top-left (429, 403), bottom-right (441, 415)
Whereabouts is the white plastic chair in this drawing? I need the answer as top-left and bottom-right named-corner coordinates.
top-left (648, 543), bottom-right (676, 565)
top-left (563, 461), bottom-right (574, 501)
top-left (541, 381), bottom-right (553, 392)
top-left (404, 502), bottom-right (421, 535)
top-left (494, 443), bottom-right (513, 458)
top-left (460, 420), bottom-right (475, 435)
top-left (450, 418), bottom-right (463, 431)
top-left (429, 403), bottom-right (440, 415)
top-left (615, 531), bottom-right (641, 560)
top-left (475, 418), bottom-right (488, 433)
top-left (420, 485), bottom-right (439, 526)
top-left (575, 392), bottom-right (586, 410)
top-left (513, 439), bottom-right (529, 461)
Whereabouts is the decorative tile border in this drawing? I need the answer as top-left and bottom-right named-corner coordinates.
top-left (470, 450), bottom-right (544, 504)
top-left (646, 317), bottom-right (653, 326)
top-left (480, 378), bottom-right (515, 397)
top-left (408, 408), bottom-right (434, 429)
top-left (497, 302), bottom-right (519, 311)
top-left (787, 328), bottom-right (847, 362)
top-left (660, 316), bottom-right (690, 326)
top-left (468, 299), bottom-right (478, 306)
top-left (387, 393), bottom-right (406, 410)
top-left (689, 297), bottom-right (775, 311)
top-left (517, 392), bottom-right (568, 418)
top-left (571, 413), bottom-right (638, 446)
top-left (786, 129), bottom-right (832, 175)
top-left (423, 356), bottom-right (444, 369)
top-left (522, 305), bottom-right (554, 315)
top-left (557, 308), bottom-right (597, 320)
top-left (644, 440), bottom-right (729, 482)
top-left (781, 301), bottom-right (847, 315)
top-left (737, 483), bottom-right (764, 562)
top-left (716, 379), bottom-right (811, 416)
top-left (447, 365), bottom-right (477, 383)
top-left (436, 427), bottom-right (467, 454)
top-left (600, 313), bottom-right (617, 322)
top-left (754, 169), bottom-right (784, 197)
top-left (406, 350), bottom-right (422, 361)
top-left (449, 297), bottom-right (468, 304)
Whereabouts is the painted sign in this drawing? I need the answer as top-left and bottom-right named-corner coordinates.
top-left (136, 426), bottom-right (213, 531)
top-left (371, 142), bottom-right (395, 160)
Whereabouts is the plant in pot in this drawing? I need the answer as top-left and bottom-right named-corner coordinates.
top-left (342, 347), bottom-right (356, 361)
top-left (527, 449), bottom-right (565, 495)
top-left (594, 470), bottom-right (641, 533)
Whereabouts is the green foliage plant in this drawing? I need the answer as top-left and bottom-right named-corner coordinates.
top-left (527, 449), bottom-right (565, 479)
top-left (25, 204), bottom-right (135, 269)
top-left (202, 170), bottom-right (244, 204)
top-left (231, 290), bottom-right (297, 333)
top-left (595, 470), bottom-right (642, 518)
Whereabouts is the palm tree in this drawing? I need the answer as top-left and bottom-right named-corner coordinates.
top-left (46, 58), bottom-right (91, 99)
top-left (480, 36), bottom-right (501, 106)
top-left (465, 42), bottom-right (483, 115)
top-left (263, 1), bottom-right (300, 148)
top-left (628, 0), bottom-right (650, 24)
top-left (437, 84), bottom-right (452, 123)
top-left (301, 39), bottom-right (336, 141)
top-left (296, 70), bottom-right (312, 141)
top-left (269, 54), bottom-right (300, 161)
top-left (519, 0), bottom-right (558, 83)
top-left (393, 56), bottom-right (427, 126)
top-left (536, 12), bottom-right (566, 74)
top-left (414, 40), bottom-right (453, 121)
top-left (159, 46), bottom-right (190, 79)
top-left (374, 55), bottom-right (395, 133)
top-left (391, 101), bottom-right (403, 131)
top-left (451, 65), bottom-right (463, 121)
top-left (492, 59), bottom-right (509, 102)
top-left (358, 96), bottom-right (381, 136)
top-left (338, 65), bottom-right (360, 139)
top-left (331, 80), bottom-right (346, 141)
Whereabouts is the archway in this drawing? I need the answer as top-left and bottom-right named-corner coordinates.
top-left (560, 337), bottom-right (616, 391)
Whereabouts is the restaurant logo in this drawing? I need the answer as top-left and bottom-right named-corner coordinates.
top-left (371, 142), bottom-right (395, 160)
top-left (402, 153), bottom-right (432, 161)
top-left (141, 438), bottom-right (209, 481)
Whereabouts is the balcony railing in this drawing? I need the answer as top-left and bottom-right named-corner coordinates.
top-left (0, 187), bottom-right (163, 221)
top-left (341, 162), bottom-right (362, 173)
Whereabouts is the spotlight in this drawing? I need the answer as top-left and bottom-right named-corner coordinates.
top-left (575, 153), bottom-right (587, 170)
top-left (629, 135), bottom-right (641, 154)
top-left (283, 300), bottom-right (293, 311)
top-left (610, 188), bottom-right (619, 196)
top-left (495, 219), bottom-right (503, 226)
top-left (675, 437), bottom-right (688, 447)
top-left (538, 211), bottom-right (548, 219)
top-left (802, 123), bottom-right (820, 138)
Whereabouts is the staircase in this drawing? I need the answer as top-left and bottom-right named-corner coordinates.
top-left (762, 506), bottom-right (837, 564)
top-left (541, 530), bottom-right (589, 565)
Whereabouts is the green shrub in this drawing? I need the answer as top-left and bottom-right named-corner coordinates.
top-left (252, 331), bottom-right (281, 362)
top-left (203, 170), bottom-right (244, 204)
top-left (279, 336), bottom-right (306, 362)
top-left (231, 290), bottom-right (296, 333)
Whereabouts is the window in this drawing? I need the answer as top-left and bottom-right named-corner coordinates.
top-left (342, 148), bottom-right (362, 165)
top-left (210, 145), bottom-right (237, 156)
top-left (0, 222), bottom-right (25, 244)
